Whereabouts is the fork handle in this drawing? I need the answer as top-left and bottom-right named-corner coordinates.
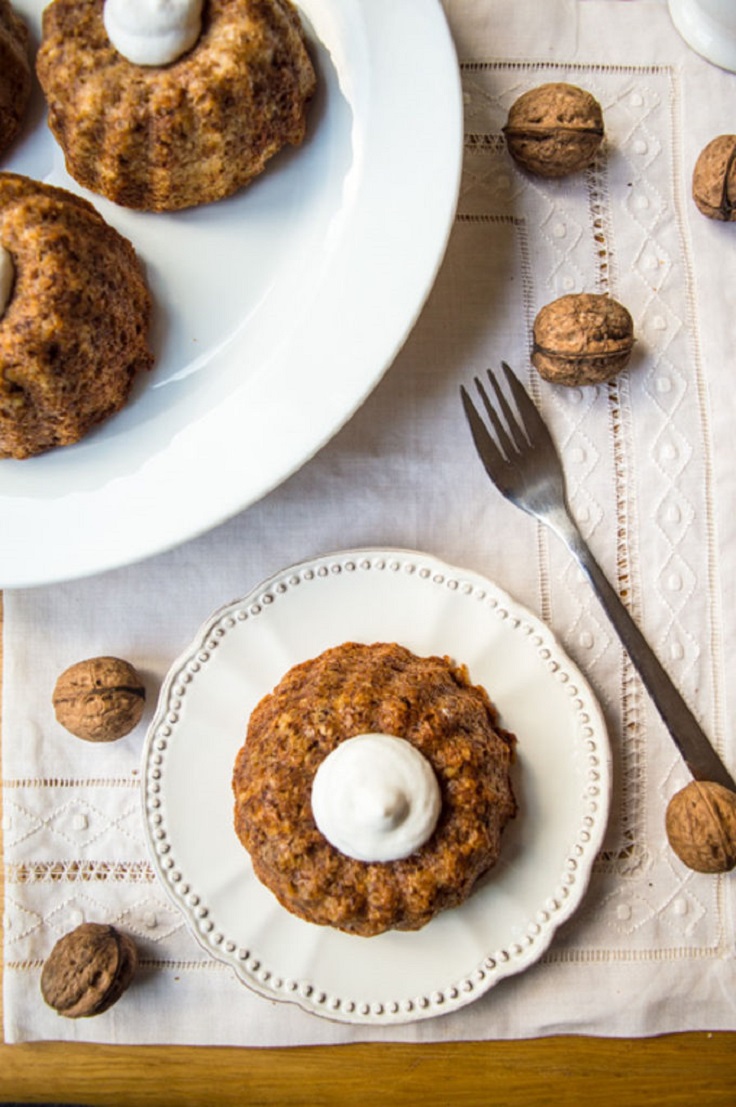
top-left (545, 505), bottom-right (735, 791)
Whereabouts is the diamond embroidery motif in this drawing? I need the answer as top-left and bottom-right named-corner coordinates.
top-left (654, 490), bottom-right (696, 549)
top-left (461, 146), bottom-right (520, 209)
top-left (645, 356), bottom-right (687, 416)
top-left (47, 798), bottom-right (145, 850)
top-left (45, 891), bottom-right (113, 937)
top-left (602, 888), bottom-right (658, 936)
top-left (625, 121), bottom-right (662, 173)
top-left (2, 799), bottom-right (44, 851)
top-left (632, 234), bottom-right (674, 296)
top-left (651, 421), bottom-right (692, 480)
top-left (625, 175), bottom-right (666, 232)
top-left (566, 606), bottom-right (613, 673)
top-left (118, 895), bottom-right (185, 943)
top-left (461, 70), bottom-right (507, 129)
top-left (3, 896), bottom-right (43, 946)
top-left (539, 205), bottom-right (585, 261)
top-left (660, 888), bottom-right (708, 940)
top-left (656, 551), bottom-right (697, 615)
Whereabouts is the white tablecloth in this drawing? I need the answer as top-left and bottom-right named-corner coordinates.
top-left (3, 0), bottom-right (736, 1043)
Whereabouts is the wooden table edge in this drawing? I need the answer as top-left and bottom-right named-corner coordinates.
top-left (0, 1033), bottom-right (734, 1106)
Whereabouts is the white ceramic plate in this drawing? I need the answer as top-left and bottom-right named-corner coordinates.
top-left (142, 549), bottom-right (611, 1026)
top-left (0, 2), bottom-right (462, 587)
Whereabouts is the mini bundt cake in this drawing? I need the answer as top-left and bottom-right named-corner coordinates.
top-left (233, 642), bottom-right (518, 937)
top-left (0, 172), bottom-right (153, 459)
top-left (36, 0), bottom-right (317, 212)
top-left (0, 0), bottom-right (32, 158)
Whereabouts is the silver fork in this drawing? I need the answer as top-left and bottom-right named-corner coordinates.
top-left (461, 362), bottom-right (735, 791)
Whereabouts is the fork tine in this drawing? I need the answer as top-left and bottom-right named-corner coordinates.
top-left (460, 384), bottom-right (507, 477)
top-left (500, 361), bottom-right (557, 452)
top-left (486, 368), bottom-right (528, 453)
top-left (474, 374), bottom-right (516, 460)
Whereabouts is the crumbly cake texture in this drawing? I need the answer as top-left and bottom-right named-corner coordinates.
top-left (36, 0), bottom-right (317, 212)
top-left (233, 642), bottom-right (517, 937)
top-left (0, 172), bottom-right (153, 459)
top-left (0, 0), bottom-right (32, 158)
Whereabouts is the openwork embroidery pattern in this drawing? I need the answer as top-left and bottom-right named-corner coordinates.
top-left (458, 59), bottom-right (727, 956)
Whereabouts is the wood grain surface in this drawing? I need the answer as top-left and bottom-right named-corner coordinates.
top-left (0, 1034), bottom-right (734, 1106)
top-left (1, 592), bottom-right (734, 1105)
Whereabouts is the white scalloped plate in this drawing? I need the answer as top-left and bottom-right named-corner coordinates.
top-left (0, 2), bottom-right (461, 587)
top-left (142, 549), bottom-right (611, 1026)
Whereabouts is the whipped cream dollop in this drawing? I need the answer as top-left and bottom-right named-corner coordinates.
top-left (0, 246), bottom-right (14, 321)
top-left (311, 733), bottom-right (442, 863)
top-left (104, 0), bottom-right (203, 67)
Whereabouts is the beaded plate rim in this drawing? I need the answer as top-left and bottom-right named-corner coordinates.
top-left (141, 548), bottom-right (612, 1025)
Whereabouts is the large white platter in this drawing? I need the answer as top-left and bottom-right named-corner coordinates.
top-left (0, 2), bottom-right (462, 587)
top-left (142, 549), bottom-right (611, 1026)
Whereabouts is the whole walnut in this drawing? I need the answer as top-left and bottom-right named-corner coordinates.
top-left (692, 135), bottom-right (736, 221)
top-left (53, 656), bottom-right (146, 742)
top-left (532, 292), bottom-right (635, 386)
top-left (665, 780), bottom-right (736, 874)
top-left (503, 82), bottom-right (604, 178)
top-left (41, 922), bottom-right (138, 1018)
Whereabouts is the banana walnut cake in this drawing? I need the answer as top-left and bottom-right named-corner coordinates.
top-left (233, 641), bottom-right (518, 937)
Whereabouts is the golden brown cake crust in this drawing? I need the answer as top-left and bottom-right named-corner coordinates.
top-left (0, 0), bottom-right (32, 158)
top-left (36, 0), bottom-right (317, 212)
top-left (0, 172), bottom-right (153, 459)
top-left (232, 642), bottom-right (517, 937)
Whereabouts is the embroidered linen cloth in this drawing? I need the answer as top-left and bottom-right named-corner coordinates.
top-left (3, 0), bottom-right (736, 1044)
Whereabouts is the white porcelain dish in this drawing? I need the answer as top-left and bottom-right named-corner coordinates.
top-left (668, 0), bottom-right (736, 72)
top-left (0, 2), bottom-right (462, 587)
top-left (142, 549), bottom-right (611, 1026)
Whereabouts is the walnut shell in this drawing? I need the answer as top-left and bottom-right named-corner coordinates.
top-left (503, 83), bottom-right (604, 178)
top-left (40, 922), bottom-right (138, 1018)
top-left (532, 292), bottom-right (635, 386)
top-left (53, 656), bottom-right (145, 742)
top-left (665, 780), bottom-right (736, 874)
top-left (692, 135), bottom-right (736, 221)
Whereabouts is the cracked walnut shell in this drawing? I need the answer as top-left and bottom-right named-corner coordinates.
top-left (503, 82), bottom-right (604, 178)
top-left (53, 656), bottom-right (145, 742)
top-left (532, 293), bottom-right (635, 386)
top-left (665, 780), bottom-right (736, 874)
top-left (692, 135), bottom-right (736, 221)
top-left (41, 922), bottom-right (138, 1018)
